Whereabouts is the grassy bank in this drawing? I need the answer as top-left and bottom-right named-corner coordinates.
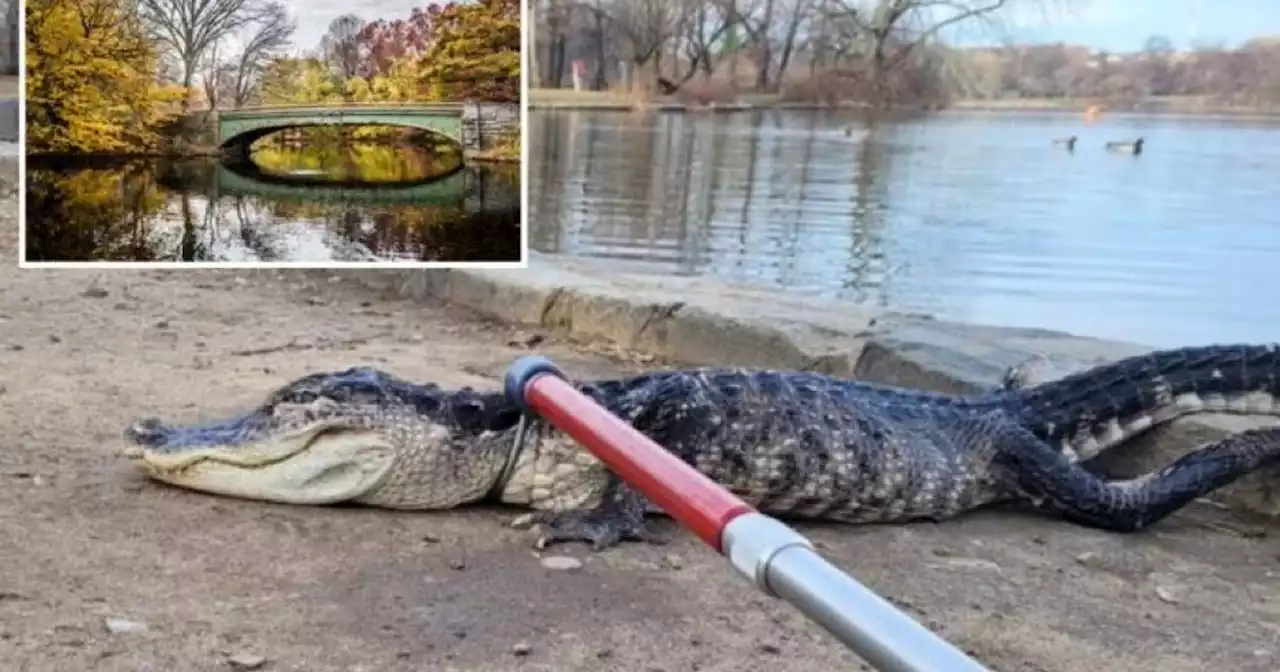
top-left (949, 96), bottom-right (1280, 120)
top-left (527, 88), bottom-right (638, 110)
top-left (529, 87), bottom-right (1280, 120)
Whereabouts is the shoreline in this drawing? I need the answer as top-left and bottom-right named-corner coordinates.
top-left (466, 155), bottom-right (520, 164)
top-left (26, 149), bottom-right (224, 162)
top-left (528, 88), bottom-right (1280, 121)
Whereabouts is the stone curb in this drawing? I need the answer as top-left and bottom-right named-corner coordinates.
top-left (335, 255), bottom-right (1279, 518)
top-left (0, 98), bottom-right (16, 142)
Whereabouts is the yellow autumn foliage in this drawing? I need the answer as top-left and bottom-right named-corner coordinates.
top-left (26, 0), bottom-right (186, 154)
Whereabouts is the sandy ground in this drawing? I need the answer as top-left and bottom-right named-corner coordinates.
top-left (2, 203), bottom-right (1280, 671)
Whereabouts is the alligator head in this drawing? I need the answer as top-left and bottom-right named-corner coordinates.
top-left (121, 367), bottom-right (521, 508)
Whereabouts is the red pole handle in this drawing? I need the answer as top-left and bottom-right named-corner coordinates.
top-left (506, 357), bottom-right (754, 553)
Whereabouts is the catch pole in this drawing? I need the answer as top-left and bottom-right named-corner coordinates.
top-left (503, 356), bottom-right (991, 672)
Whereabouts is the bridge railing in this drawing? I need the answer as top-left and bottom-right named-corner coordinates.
top-left (219, 102), bottom-right (471, 114)
top-left (502, 356), bottom-right (993, 672)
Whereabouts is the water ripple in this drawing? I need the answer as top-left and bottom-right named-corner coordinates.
top-left (528, 109), bottom-right (1280, 347)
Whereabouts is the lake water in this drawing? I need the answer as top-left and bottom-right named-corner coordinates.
top-left (25, 146), bottom-right (522, 263)
top-left (528, 109), bottom-right (1280, 348)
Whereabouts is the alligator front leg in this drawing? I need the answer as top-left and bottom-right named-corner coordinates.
top-left (533, 476), bottom-right (669, 551)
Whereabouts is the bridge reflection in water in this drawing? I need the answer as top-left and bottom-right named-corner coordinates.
top-left (23, 155), bottom-right (522, 263)
top-left (217, 161), bottom-right (471, 206)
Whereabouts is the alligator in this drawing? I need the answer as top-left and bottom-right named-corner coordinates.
top-left (122, 344), bottom-right (1280, 550)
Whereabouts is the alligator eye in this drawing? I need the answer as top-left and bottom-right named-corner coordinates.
top-left (489, 406), bottom-right (522, 431)
top-left (273, 390), bottom-right (317, 405)
top-left (324, 387), bottom-right (350, 401)
top-left (450, 398), bottom-right (487, 430)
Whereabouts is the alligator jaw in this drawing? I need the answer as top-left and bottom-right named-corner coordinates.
top-left (122, 414), bottom-right (398, 505)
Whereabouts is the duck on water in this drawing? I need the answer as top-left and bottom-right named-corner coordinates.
top-left (1105, 137), bottom-right (1145, 155)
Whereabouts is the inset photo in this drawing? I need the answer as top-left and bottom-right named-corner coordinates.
top-left (22, 0), bottom-right (523, 266)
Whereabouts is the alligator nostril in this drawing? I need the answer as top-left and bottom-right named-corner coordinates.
top-left (124, 417), bottom-right (167, 445)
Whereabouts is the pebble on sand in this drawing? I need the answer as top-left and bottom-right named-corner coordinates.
top-left (103, 618), bottom-right (147, 635)
top-left (227, 652), bottom-right (268, 670)
top-left (540, 555), bottom-right (584, 571)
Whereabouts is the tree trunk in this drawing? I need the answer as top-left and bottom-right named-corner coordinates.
top-left (181, 65), bottom-right (196, 112)
top-left (753, 0), bottom-right (777, 91)
top-left (592, 12), bottom-right (606, 89)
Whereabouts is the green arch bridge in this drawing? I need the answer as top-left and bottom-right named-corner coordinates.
top-left (216, 103), bottom-right (477, 161)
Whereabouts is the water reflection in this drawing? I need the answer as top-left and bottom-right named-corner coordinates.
top-left (26, 144), bottom-right (522, 263)
top-left (252, 141), bottom-right (462, 184)
top-left (528, 109), bottom-right (1280, 347)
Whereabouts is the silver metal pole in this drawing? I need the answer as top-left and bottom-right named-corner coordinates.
top-left (722, 513), bottom-right (991, 672)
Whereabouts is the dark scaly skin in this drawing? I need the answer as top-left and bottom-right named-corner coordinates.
top-left (125, 344), bottom-right (1280, 551)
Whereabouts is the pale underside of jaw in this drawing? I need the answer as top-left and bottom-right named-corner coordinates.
top-left (126, 428), bottom-right (399, 505)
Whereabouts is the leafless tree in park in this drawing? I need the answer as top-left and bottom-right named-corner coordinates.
top-left (5, 0), bottom-right (18, 75)
top-left (201, 4), bottom-right (293, 109)
top-left (530, 0), bottom-right (558, 86)
top-left (229, 2), bottom-right (295, 106)
top-left (576, 0), bottom-right (612, 89)
top-left (138, 0), bottom-right (271, 106)
top-left (671, 0), bottom-right (737, 84)
top-left (532, 0), bottom-right (1083, 104)
top-left (607, 0), bottom-right (692, 79)
top-left (202, 41), bottom-right (232, 108)
top-left (819, 0), bottom-right (1071, 103)
top-left (322, 14), bottom-right (367, 92)
top-left (725, 0), bottom-right (818, 91)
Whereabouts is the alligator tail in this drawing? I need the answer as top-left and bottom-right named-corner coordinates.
top-left (1010, 344), bottom-right (1280, 461)
top-left (995, 420), bottom-right (1280, 532)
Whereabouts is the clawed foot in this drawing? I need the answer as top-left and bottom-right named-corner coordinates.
top-left (533, 508), bottom-right (668, 551)
top-left (525, 483), bottom-right (668, 551)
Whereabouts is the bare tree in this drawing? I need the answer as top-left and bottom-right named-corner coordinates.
top-left (821, 0), bottom-right (1052, 103)
top-left (230, 2), bottom-right (296, 106)
top-left (536, 0), bottom-right (1279, 110)
top-left (732, 0), bottom-right (815, 90)
top-left (533, 0), bottom-right (569, 87)
top-left (322, 13), bottom-right (367, 92)
top-left (139, 0), bottom-right (269, 106)
top-left (202, 40), bottom-right (231, 108)
top-left (674, 0), bottom-right (739, 84)
top-left (1138, 34), bottom-right (1174, 96)
top-left (4, 0), bottom-right (18, 75)
top-left (606, 0), bottom-right (690, 80)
